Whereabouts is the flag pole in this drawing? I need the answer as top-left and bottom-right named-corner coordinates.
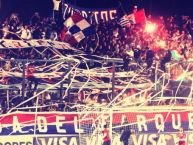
top-left (53, 0), bottom-right (55, 19)
top-left (74, 0), bottom-right (77, 6)
top-left (62, 0), bottom-right (64, 17)
top-left (118, 1), bottom-right (127, 15)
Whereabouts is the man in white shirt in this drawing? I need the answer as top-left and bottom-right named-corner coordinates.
top-left (17, 25), bottom-right (32, 40)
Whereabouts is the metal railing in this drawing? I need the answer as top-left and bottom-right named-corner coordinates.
top-left (0, 58), bottom-right (192, 113)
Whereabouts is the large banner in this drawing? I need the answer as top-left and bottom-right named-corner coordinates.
top-left (0, 112), bottom-right (81, 145)
top-left (0, 39), bottom-right (74, 50)
top-left (113, 111), bottom-right (193, 145)
top-left (62, 2), bottom-right (118, 24)
top-left (0, 110), bottom-right (193, 145)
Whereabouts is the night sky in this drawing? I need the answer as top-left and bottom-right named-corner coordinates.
top-left (0, 0), bottom-right (193, 20)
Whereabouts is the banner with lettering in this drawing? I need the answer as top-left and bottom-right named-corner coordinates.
top-left (0, 110), bottom-right (192, 145)
top-left (0, 39), bottom-right (75, 50)
top-left (112, 111), bottom-right (193, 145)
top-left (0, 112), bottom-right (81, 145)
top-left (62, 2), bottom-right (118, 24)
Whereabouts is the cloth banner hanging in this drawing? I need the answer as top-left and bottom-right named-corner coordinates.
top-left (62, 2), bottom-right (118, 24)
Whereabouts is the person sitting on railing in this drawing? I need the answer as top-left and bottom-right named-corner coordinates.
top-left (145, 46), bottom-right (154, 70)
top-left (123, 53), bottom-right (131, 71)
top-left (133, 45), bottom-right (142, 66)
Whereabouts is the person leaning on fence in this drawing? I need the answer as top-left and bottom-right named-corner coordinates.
top-left (177, 127), bottom-right (186, 145)
top-left (102, 124), bottom-right (111, 145)
top-left (120, 125), bottom-right (132, 145)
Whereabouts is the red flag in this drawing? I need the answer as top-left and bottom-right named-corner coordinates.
top-left (60, 26), bottom-right (68, 41)
top-left (134, 9), bottom-right (146, 24)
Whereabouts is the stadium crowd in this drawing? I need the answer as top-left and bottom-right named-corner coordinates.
top-left (0, 12), bottom-right (193, 61)
top-left (0, 10), bottom-right (193, 113)
top-left (82, 14), bottom-right (193, 70)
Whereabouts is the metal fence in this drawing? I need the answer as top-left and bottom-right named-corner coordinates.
top-left (0, 58), bottom-right (192, 113)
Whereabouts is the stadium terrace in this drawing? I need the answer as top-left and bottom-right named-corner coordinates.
top-left (0, 0), bottom-right (193, 145)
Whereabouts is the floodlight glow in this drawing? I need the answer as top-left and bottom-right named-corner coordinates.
top-left (145, 22), bottom-right (156, 33)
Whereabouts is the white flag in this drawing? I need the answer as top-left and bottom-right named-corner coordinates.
top-left (53, 0), bottom-right (61, 11)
